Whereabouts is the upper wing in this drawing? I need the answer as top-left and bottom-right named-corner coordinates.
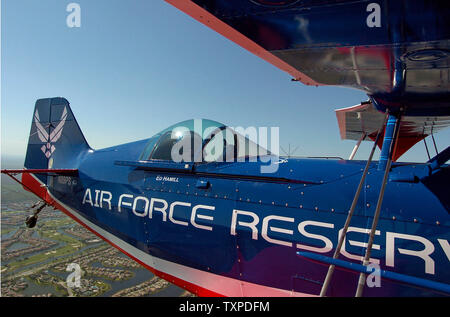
top-left (335, 101), bottom-right (450, 161)
top-left (166, 0), bottom-right (450, 116)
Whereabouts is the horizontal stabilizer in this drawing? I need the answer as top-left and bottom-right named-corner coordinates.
top-left (1, 168), bottom-right (78, 198)
top-left (1, 168), bottom-right (78, 175)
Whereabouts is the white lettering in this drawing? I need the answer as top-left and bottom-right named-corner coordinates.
top-left (231, 209), bottom-right (259, 240)
top-left (438, 239), bottom-right (450, 262)
top-left (169, 201), bottom-right (191, 226)
top-left (191, 205), bottom-right (215, 231)
top-left (132, 196), bottom-right (149, 217)
top-left (82, 188), bottom-right (93, 206)
top-left (100, 191), bottom-right (112, 210)
top-left (386, 232), bottom-right (435, 275)
top-left (261, 215), bottom-right (294, 247)
top-left (297, 220), bottom-right (334, 253)
top-left (339, 227), bottom-right (380, 264)
top-left (149, 198), bottom-right (168, 221)
top-left (94, 189), bottom-right (100, 207)
top-left (80, 189), bottom-right (447, 278)
top-left (118, 194), bottom-right (133, 212)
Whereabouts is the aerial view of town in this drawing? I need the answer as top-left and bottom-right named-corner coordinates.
top-left (1, 171), bottom-right (195, 297)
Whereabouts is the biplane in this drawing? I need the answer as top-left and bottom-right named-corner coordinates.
top-left (2, 0), bottom-right (450, 296)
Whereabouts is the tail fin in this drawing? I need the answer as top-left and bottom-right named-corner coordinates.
top-left (24, 98), bottom-right (90, 175)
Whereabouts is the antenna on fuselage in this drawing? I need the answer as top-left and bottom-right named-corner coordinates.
top-left (280, 144), bottom-right (300, 158)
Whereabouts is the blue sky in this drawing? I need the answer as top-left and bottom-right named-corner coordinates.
top-left (2, 0), bottom-right (449, 163)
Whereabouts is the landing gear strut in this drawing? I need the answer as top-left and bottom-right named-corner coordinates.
top-left (25, 201), bottom-right (47, 228)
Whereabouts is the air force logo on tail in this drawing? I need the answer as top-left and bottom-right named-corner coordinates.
top-left (34, 107), bottom-right (68, 158)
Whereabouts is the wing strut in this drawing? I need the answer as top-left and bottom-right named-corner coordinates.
top-left (299, 252), bottom-right (450, 295)
top-left (321, 111), bottom-right (402, 297)
top-left (319, 111), bottom-right (388, 297)
top-left (348, 133), bottom-right (366, 160)
top-left (355, 112), bottom-right (401, 296)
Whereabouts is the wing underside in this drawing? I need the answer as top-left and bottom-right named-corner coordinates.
top-left (335, 102), bottom-right (450, 161)
top-left (166, 0), bottom-right (450, 115)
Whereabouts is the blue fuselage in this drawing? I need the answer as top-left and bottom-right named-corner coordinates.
top-left (45, 139), bottom-right (450, 296)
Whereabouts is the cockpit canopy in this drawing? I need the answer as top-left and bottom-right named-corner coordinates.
top-left (139, 119), bottom-right (271, 163)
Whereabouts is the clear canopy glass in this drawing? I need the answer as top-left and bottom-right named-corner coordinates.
top-left (140, 119), bottom-right (270, 163)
